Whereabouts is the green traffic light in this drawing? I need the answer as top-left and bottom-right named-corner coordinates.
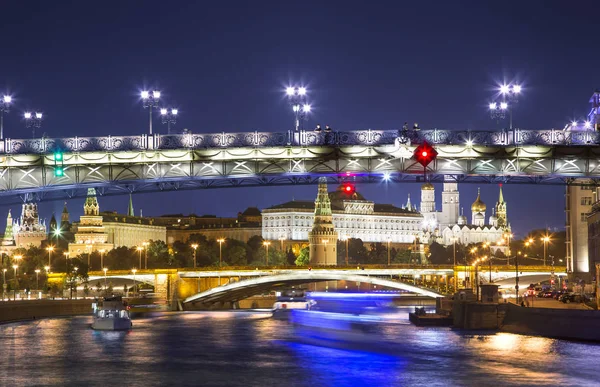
top-left (54, 152), bottom-right (63, 161)
top-left (54, 167), bottom-right (64, 177)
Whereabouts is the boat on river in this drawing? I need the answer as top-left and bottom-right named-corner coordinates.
top-left (272, 289), bottom-right (312, 319)
top-left (91, 296), bottom-right (133, 331)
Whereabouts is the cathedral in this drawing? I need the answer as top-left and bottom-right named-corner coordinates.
top-left (2, 203), bottom-right (48, 248)
top-left (419, 177), bottom-right (510, 247)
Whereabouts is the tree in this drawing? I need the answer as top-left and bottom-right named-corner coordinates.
top-left (295, 247), bottom-right (310, 266)
top-left (367, 242), bottom-right (387, 264)
top-left (83, 283), bottom-right (90, 298)
top-left (428, 242), bottom-right (451, 264)
top-left (347, 238), bottom-right (368, 264)
top-left (226, 245), bottom-right (247, 266)
top-left (95, 281), bottom-right (102, 294)
top-left (147, 240), bottom-right (172, 268)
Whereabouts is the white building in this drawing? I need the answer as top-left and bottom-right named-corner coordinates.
top-left (69, 188), bottom-right (114, 256)
top-left (263, 183), bottom-right (423, 244)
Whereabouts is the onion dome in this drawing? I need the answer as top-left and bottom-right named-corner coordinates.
top-left (474, 213), bottom-right (484, 221)
top-left (421, 182), bottom-right (434, 191)
top-left (471, 187), bottom-right (486, 212)
top-left (457, 215), bottom-right (467, 225)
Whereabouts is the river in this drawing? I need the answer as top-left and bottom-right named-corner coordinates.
top-left (0, 308), bottom-right (598, 386)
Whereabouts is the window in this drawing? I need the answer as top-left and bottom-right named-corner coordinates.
top-left (581, 212), bottom-right (588, 222)
top-left (581, 197), bottom-right (593, 206)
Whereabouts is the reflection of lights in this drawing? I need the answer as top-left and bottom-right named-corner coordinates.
top-left (488, 332), bottom-right (519, 351)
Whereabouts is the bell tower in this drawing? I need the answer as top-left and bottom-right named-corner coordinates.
top-left (308, 177), bottom-right (338, 265)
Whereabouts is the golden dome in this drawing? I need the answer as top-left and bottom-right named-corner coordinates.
top-left (471, 187), bottom-right (486, 212)
top-left (421, 182), bottom-right (434, 191)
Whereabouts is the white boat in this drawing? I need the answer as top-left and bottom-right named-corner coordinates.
top-left (272, 289), bottom-right (312, 319)
top-left (92, 296), bottom-right (133, 331)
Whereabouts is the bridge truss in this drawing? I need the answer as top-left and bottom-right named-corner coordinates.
top-left (1, 129), bottom-right (600, 203)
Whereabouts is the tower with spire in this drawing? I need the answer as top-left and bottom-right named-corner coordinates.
top-left (13, 202), bottom-right (47, 248)
top-left (495, 184), bottom-right (507, 228)
top-left (2, 210), bottom-right (15, 247)
top-left (440, 176), bottom-right (459, 228)
top-left (128, 194), bottom-right (134, 217)
top-left (308, 177), bottom-right (338, 265)
top-left (61, 201), bottom-right (70, 229)
top-left (69, 188), bottom-right (113, 257)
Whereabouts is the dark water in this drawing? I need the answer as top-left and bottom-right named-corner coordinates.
top-left (0, 309), bottom-right (599, 387)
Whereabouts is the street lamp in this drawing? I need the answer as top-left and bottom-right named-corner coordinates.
top-left (46, 245), bottom-right (54, 270)
top-left (72, 267), bottom-right (78, 299)
top-left (44, 265), bottom-right (50, 296)
top-left (542, 235), bottom-right (551, 266)
top-left (99, 249), bottom-right (106, 271)
top-left (279, 235), bottom-right (285, 251)
top-left (141, 90), bottom-right (161, 135)
top-left (191, 243), bottom-right (198, 268)
top-left (0, 95), bottom-right (12, 139)
top-left (85, 244), bottom-right (92, 267)
top-left (387, 239), bottom-right (391, 266)
top-left (132, 268), bottom-right (137, 295)
top-left (142, 241), bottom-right (149, 269)
top-left (160, 108), bottom-right (178, 134)
top-left (103, 267), bottom-right (108, 292)
top-left (343, 235), bottom-right (349, 266)
top-left (217, 238), bottom-right (225, 267)
top-left (450, 236), bottom-right (457, 290)
top-left (263, 240), bottom-right (271, 266)
top-left (489, 82), bottom-right (522, 130)
top-left (24, 111), bottom-right (43, 138)
top-left (136, 246), bottom-right (143, 269)
top-left (64, 252), bottom-right (69, 273)
top-left (2, 268), bottom-right (6, 300)
top-left (35, 269), bottom-right (40, 297)
top-left (12, 264), bottom-right (18, 300)
top-left (285, 86), bottom-right (311, 131)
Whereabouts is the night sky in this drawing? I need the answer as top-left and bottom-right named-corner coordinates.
top-left (1, 1), bottom-right (599, 238)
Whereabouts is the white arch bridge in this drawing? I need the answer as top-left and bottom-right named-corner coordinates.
top-left (183, 271), bottom-right (445, 306)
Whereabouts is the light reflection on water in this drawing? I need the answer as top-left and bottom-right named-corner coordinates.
top-left (0, 308), bottom-right (598, 386)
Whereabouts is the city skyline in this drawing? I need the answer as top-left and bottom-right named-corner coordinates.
top-left (0, 1), bottom-right (596, 242)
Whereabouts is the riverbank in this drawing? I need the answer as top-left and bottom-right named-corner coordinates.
top-left (0, 299), bottom-right (93, 324)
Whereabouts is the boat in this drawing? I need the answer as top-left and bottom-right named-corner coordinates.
top-left (91, 296), bottom-right (133, 331)
top-left (272, 289), bottom-right (312, 319)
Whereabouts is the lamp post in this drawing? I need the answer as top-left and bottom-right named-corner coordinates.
top-left (46, 246), bottom-right (54, 271)
top-left (160, 108), bottom-right (178, 134)
top-left (2, 268), bottom-right (6, 300)
top-left (63, 252), bottom-right (69, 274)
top-left (85, 244), bottom-right (92, 268)
top-left (136, 246), bottom-right (143, 269)
top-left (44, 265), bottom-right (50, 296)
top-left (217, 238), bottom-right (225, 267)
top-left (468, 247), bottom-right (477, 289)
top-left (0, 95), bottom-right (12, 139)
top-left (142, 241), bottom-right (149, 269)
top-left (141, 90), bottom-right (160, 135)
top-left (451, 237), bottom-right (457, 290)
top-left (72, 267), bottom-right (78, 299)
top-left (542, 235), bottom-right (550, 266)
top-left (285, 86), bottom-right (311, 131)
top-left (35, 269), bottom-right (40, 297)
top-left (279, 235), bottom-right (285, 251)
top-left (132, 268), bottom-right (137, 296)
top-left (191, 243), bottom-right (198, 268)
top-left (474, 259), bottom-right (480, 301)
top-left (12, 264), bottom-right (18, 300)
top-left (24, 111), bottom-right (43, 138)
top-left (344, 236), bottom-right (349, 266)
top-left (387, 239), bottom-right (391, 266)
top-left (263, 240), bottom-right (271, 266)
top-left (103, 267), bottom-right (108, 291)
top-left (99, 249), bottom-right (106, 271)
top-left (489, 83), bottom-right (522, 131)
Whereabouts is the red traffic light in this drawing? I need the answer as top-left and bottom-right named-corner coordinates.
top-left (414, 141), bottom-right (438, 168)
top-left (342, 183), bottom-right (355, 194)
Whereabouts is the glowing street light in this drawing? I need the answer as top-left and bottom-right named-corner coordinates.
top-left (35, 269), bottom-right (40, 295)
top-left (0, 95), bottom-right (12, 139)
top-left (136, 246), bottom-right (143, 269)
top-left (24, 111), bottom-right (43, 138)
top-left (160, 108), bottom-right (178, 134)
top-left (542, 235), bottom-right (551, 266)
top-left (489, 82), bottom-right (522, 130)
top-left (217, 238), bottom-right (225, 267)
top-left (46, 245), bottom-right (54, 269)
top-left (12, 264), bottom-right (18, 300)
top-left (284, 85), bottom-right (311, 131)
top-left (99, 249), bottom-right (106, 271)
top-left (191, 243), bottom-right (198, 268)
top-left (141, 90), bottom-right (160, 134)
top-left (263, 240), bottom-right (271, 266)
top-left (103, 267), bottom-right (108, 291)
top-left (142, 241), bottom-right (149, 269)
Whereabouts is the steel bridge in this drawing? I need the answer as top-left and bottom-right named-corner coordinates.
top-left (2, 128), bottom-right (599, 203)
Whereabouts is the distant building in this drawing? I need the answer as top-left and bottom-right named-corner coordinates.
top-left (308, 177), bottom-right (338, 265)
top-left (13, 202), bottom-right (47, 248)
top-left (69, 188), bottom-right (114, 256)
top-left (151, 208), bottom-right (262, 245)
top-left (585, 186), bottom-right (600, 277)
top-left (567, 180), bottom-right (596, 277)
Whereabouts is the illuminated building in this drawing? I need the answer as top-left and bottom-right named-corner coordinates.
top-left (13, 202), bottom-right (47, 248)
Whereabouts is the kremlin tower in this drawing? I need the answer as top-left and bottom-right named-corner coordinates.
top-left (308, 177), bottom-right (338, 265)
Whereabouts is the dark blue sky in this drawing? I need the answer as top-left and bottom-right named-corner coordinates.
top-left (0, 1), bottom-right (598, 237)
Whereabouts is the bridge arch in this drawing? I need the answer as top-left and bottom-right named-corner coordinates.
top-left (183, 272), bottom-right (444, 305)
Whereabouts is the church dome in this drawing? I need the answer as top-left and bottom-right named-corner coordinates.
top-left (457, 215), bottom-right (467, 225)
top-left (474, 213), bottom-right (484, 221)
top-left (421, 182), bottom-right (434, 191)
top-left (471, 188), bottom-right (486, 212)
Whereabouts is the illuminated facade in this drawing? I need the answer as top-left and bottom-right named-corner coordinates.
top-left (69, 188), bottom-right (113, 256)
top-left (13, 203), bottom-right (47, 248)
top-left (262, 183), bottom-right (421, 244)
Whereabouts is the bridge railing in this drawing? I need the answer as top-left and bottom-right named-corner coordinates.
top-left (1, 129), bottom-right (599, 155)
